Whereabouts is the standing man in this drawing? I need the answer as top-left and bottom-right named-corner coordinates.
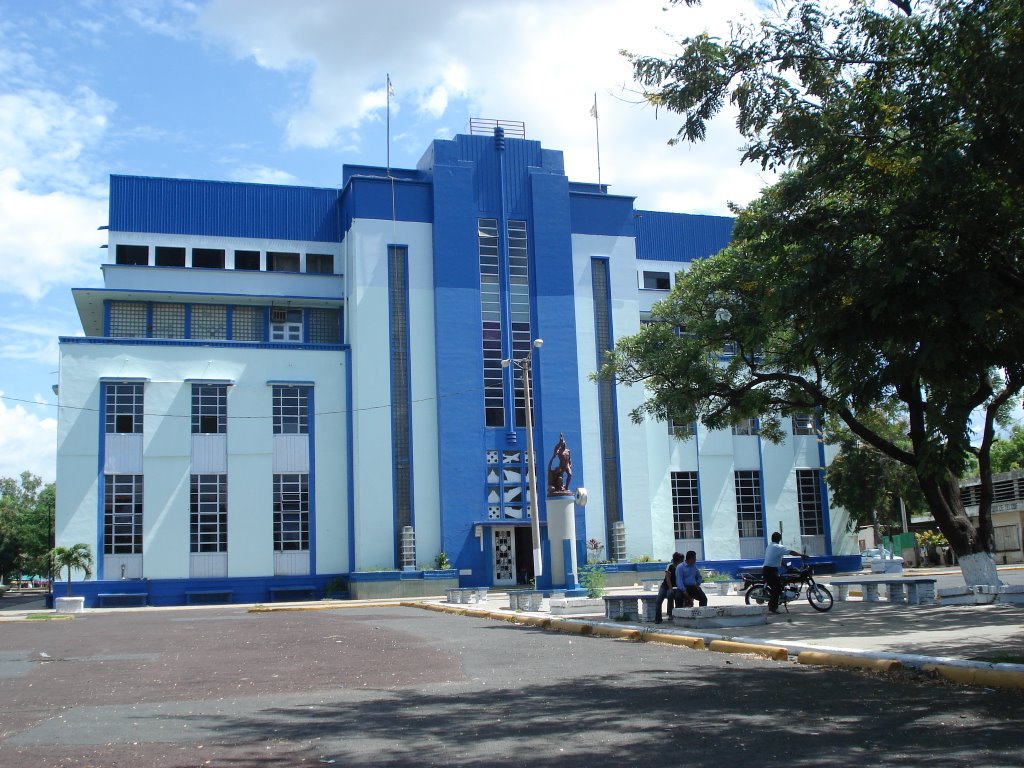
top-left (675, 550), bottom-right (708, 607)
top-left (763, 532), bottom-right (804, 613)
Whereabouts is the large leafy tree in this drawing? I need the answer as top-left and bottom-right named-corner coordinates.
top-left (605, 0), bottom-right (1024, 585)
top-left (990, 423), bottom-right (1024, 474)
top-left (0, 472), bottom-right (55, 582)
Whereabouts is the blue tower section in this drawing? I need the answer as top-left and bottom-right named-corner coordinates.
top-left (426, 132), bottom-right (585, 588)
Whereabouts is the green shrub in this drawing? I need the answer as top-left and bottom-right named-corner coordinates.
top-left (579, 565), bottom-right (606, 598)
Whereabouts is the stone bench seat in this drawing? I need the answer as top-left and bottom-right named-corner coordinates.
top-left (669, 604), bottom-right (768, 628)
top-left (446, 587), bottom-right (489, 605)
top-left (508, 590), bottom-right (543, 611)
top-left (602, 593), bottom-right (661, 622)
top-left (268, 585), bottom-right (316, 602)
top-left (829, 578), bottom-right (936, 605)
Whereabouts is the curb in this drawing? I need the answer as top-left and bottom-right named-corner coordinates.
top-left (410, 600), bottom-right (1024, 690)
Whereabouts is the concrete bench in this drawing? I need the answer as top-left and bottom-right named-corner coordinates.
top-left (602, 593), bottom-right (661, 622)
top-left (97, 592), bottom-right (148, 607)
top-left (640, 578), bottom-right (663, 592)
top-left (829, 578), bottom-right (936, 605)
top-left (185, 589), bottom-right (234, 605)
top-left (446, 587), bottom-right (489, 605)
top-left (268, 585), bottom-right (316, 602)
top-left (671, 605), bottom-right (768, 628)
top-left (508, 591), bottom-right (543, 611)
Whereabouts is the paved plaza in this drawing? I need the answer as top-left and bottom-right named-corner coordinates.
top-left (1, 586), bottom-right (1023, 768)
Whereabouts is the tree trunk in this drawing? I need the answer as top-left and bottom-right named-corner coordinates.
top-left (66, 567), bottom-right (72, 598)
top-left (917, 471), bottom-right (1000, 588)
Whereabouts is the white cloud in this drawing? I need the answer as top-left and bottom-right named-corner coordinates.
top-left (197, 0), bottom-right (771, 215)
top-left (0, 393), bottom-right (57, 483)
top-left (228, 165), bottom-right (299, 185)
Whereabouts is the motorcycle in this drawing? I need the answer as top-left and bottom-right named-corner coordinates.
top-left (742, 561), bottom-right (834, 612)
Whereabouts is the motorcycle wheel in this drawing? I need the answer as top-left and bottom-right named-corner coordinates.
top-left (745, 584), bottom-right (769, 605)
top-left (806, 583), bottom-right (833, 612)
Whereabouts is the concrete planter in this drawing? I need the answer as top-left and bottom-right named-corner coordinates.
top-left (55, 596), bottom-right (85, 613)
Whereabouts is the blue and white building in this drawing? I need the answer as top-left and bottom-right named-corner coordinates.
top-left (55, 123), bottom-right (858, 606)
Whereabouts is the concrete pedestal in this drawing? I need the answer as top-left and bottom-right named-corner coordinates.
top-left (55, 597), bottom-right (85, 614)
top-left (546, 494), bottom-right (579, 590)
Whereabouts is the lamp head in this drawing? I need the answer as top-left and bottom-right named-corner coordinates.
top-left (533, 338), bottom-right (544, 349)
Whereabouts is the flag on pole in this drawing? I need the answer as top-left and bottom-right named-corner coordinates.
top-left (590, 102), bottom-right (598, 118)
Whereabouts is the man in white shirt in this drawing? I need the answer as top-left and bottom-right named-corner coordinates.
top-left (762, 532), bottom-right (803, 613)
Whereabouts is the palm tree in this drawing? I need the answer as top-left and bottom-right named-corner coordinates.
top-left (49, 544), bottom-right (93, 598)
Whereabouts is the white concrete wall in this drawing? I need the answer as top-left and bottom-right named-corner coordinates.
top-left (344, 218), bottom-right (440, 570)
top-left (56, 342), bottom-right (347, 579)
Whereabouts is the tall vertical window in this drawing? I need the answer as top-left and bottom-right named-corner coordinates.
top-left (671, 471), bottom-right (702, 540)
top-left (104, 475), bottom-right (143, 554)
top-left (273, 473), bottom-right (309, 551)
top-left (190, 474), bottom-right (227, 552)
top-left (735, 470), bottom-right (764, 539)
top-left (478, 218), bottom-right (504, 427)
top-left (506, 220), bottom-right (533, 427)
top-left (797, 469), bottom-right (825, 536)
top-left (593, 258), bottom-right (623, 556)
top-left (191, 384), bottom-right (227, 434)
top-left (389, 245), bottom-right (413, 538)
top-left (273, 386), bottom-right (309, 434)
top-left (105, 382), bottom-right (143, 434)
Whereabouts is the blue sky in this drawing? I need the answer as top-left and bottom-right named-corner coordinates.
top-left (3, 0), bottom-right (1014, 483)
top-left (2, 0), bottom-right (779, 482)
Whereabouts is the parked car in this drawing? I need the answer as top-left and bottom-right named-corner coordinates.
top-left (860, 547), bottom-right (905, 567)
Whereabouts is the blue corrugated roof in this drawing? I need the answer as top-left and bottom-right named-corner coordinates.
top-left (634, 209), bottom-right (733, 262)
top-left (109, 176), bottom-right (343, 243)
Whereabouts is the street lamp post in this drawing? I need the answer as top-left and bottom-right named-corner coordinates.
top-left (503, 339), bottom-right (544, 580)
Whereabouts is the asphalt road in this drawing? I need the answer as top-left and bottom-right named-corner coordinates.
top-left (2, 605), bottom-right (1022, 768)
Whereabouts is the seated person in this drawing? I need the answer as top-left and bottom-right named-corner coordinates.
top-left (674, 550), bottom-right (709, 607)
top-left (655, 552), bottom-right (683, 623)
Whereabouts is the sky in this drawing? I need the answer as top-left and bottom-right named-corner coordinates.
top-left (2, 0), bottom-right (1017, 484)
top-left (1, 0), bottom-right (782, 483)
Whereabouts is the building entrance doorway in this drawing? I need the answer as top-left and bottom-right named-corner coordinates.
top-left (491, 526), bottom-right (537, 586)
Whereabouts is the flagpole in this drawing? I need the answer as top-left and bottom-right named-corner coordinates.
top-left (591, 92), bottom-right (602, 188)
top-left (386, 73), bottom-right (392, 177)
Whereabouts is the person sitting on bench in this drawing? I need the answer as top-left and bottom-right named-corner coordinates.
top-left (675, 550), bottom-right (709, 607)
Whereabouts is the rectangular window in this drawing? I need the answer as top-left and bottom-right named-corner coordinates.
top-left (232, 306), bottom-right (263, 341)
top-left (115, 244), bottom-right (148, 265)
top-left (109, 301), bottom-right (147, 337)
top-left (192, 248), bottom-right (225, 269)
top-left (191, 384), bottom-right (227, 434)
top-left (735, 470), bottom-right (764, 539)
top-left (671, 471), bottom-right (701, 540)
top-left (191, 305), bottom-right (227, 340)
top-left (669, 418), bottom-right (696, 438)
top-left (154, 246), bottom-right (186, 267)
top-left (273, 473), bottom-right (309, 551)
top-left (151, 303), bottom-right (185, 339)
top-left (732, 418), bottom-right (758, 436)
top-left (190, 474), bottom-right (227, 553)
top-left (270, 308), bottom-right (303, 342)
top-left (273, 385), bottom-right (309, 435)
top-left (791, 413), bottom-right (816, 435)
top-left (104, 474), bottom-right (143, 554)
top-left (796, 469), bottom-right (824, 536)
top-left (306, 253), bottom-right (334, 274)
top-left (478, 218), bottom-right (504, 427)
top-left (642, 270), bottom-right (671, 290)
top-left (309, 308), bottom-right (341, 344)
top-left (268, 251), bottom-right (300, 272)
top-left (105, 382), bottom-right (143, 434)
top-left (234, 250), bottom-right (260, 270)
